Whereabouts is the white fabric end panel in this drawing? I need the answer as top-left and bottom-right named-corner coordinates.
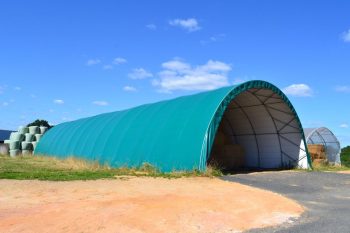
top-left (244, 106), bottom-right (277, 134)
top-left (257, 134), bottom-right (281, 168)
top-left (280, 133), bottom-right (302, 166)
top-left (298, 139), bottom-right (309, 169)
top-left (234, 91), bottom-right (261, 106)
top-left (226, 109), bottom-right (253, 135)
top-left (236, 135), bottom-right (259, 167)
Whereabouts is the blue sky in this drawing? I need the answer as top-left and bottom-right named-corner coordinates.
top-left (0, 0), bottom-right (350, 146)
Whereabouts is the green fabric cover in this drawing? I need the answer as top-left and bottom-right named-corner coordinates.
top-left (35, 80), bottom-right (311, 171)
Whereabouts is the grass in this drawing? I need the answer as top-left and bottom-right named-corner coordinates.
top-left (310, 161), bottom-right (350, 172)
top-left (0, 154), bottom-right (222, 181)
top-left (311, 146), bottom-right (350, 172)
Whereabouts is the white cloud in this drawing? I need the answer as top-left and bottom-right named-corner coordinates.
top-left (232, 78), bottom-right (247, 85)
top-left (92, 100), bottom-right (109, 106)
top-left (123, 86), bottom-right (137, 92)
top-left (153, 59), bottom-right (231, 92)
top-left (14, 86), bottom-right (21, 91)
top-left (342, 29), bottom-right (350, 42)
top-left (146, 24), bottom-right (157, 30)
top-left (128, 68), bottom-right (153, 79)
top-left (282, 84), bottom-right (313, 97)
top-left (340, 123), bottom-right (349, 128)
top-left (335, 85), bottom-right (350, 93)
top-left (86, 59), bottom-right (101, 66)
top-left (113, 57), bottom-right (127, 65)
top-left (169, 18), bottom-right (201, 32)
top-left (2, 102), bottom-right (9, 106)
top-left (53, 99), bottom-right (64, 104)
top-left (103, 65), bottom-right (113, 70)
top-left (200, 34), bottom-right (226, 45)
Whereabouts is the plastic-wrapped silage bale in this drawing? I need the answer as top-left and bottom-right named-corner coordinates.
top-left (10, 132), bottom-right (25, 141)
top-left (35, 134), bottom-right (42, 141)
top-left (22, 150), bottom-right (32, 155)
top-left (25, 133), bottom-right (34, 142)
top-left (39, 126), bottom-right (48, 134)
top-left (32, 141), bottom-right (38, 150)
top-left (29, 126), bottom-right (39, 134)
top-left (9, 149), bottom-right (20, 157)
top-left (21, 142), bottom-right (33, 150)
top-left (18, 127), bottom-right (29, 134)
top-left (9, 141), bottom-right (21, 150)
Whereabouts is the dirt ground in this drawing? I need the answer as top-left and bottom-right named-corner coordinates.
top-left (338, 170), bottom-right (350, 174)
top-left (0, 177), bottom-right (303, 233)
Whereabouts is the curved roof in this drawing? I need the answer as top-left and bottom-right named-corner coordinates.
top-left (35, 80), bottom-right (311, 171)
top-left (304, 127), bottom-right (341, 164)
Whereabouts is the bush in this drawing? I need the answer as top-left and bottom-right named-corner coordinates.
top-left (341, 146), bottom-right (350, 167)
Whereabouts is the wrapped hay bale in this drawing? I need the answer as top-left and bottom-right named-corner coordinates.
top-left (18, 127), bottom-right (29, 134)
top-left (21, 142), bottom-right (33, 150)
top-left (39, 126), bottom-right (48, 134)
top-left (25, 133), bottom-right (34, 142)
top-left (4, 139), bottom-right (11, 144)
top-left (9, 149), bottom-right (21, 157)
top-left (29, 126), bottom-right (39, 134)
top-left (32, 141), bottom-right (38, 150)
top-left (209, 144), bottom-right (245, 170)
top-left (307, 144), bottom-right (326, 160)
top-left (10, 132), bottom-right (25, 141)
top-left (35, 134), bottom-right (42, 141)
top-left (213, 131), bottom-right (230, 146)
top-left (22, 150), bottom-right (32, 155)
top-left (9, 141), bottom-right (21, 150)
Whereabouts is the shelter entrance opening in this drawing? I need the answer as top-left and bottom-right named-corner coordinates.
top-left (208, 87), bottom-right (308, 171)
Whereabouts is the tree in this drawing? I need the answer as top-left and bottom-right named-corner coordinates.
top-left (26, 119), bottom-right (53, 129)
top-left (340, 146), bottom-right (350, 167)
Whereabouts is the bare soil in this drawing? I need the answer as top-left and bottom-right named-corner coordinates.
top-left (338, 170), bottom-right (350, 174)
top-left (0, 177), bottom-right (303, 233)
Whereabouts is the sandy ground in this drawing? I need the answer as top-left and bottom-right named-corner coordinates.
top-left (0, 177), bottom-right (303, 233)
top-left (338, 170), bottom-right (350, 174)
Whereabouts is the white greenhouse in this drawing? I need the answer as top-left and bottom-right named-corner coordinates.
top-left (304, 127), bottom-right (341, 165)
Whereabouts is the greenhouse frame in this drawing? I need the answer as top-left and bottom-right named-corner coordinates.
top-left (304, 127), bottom-right (341, 165)
top-left (35, 80), bottom-right (312, 171)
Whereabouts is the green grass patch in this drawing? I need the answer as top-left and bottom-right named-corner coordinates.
top-left (303, 146), bottom-right (350, 172)
top-left (0, 154), bottom-right (222, 181)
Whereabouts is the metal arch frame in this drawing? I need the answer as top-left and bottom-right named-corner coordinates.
top-left (231, 99), bottom-right (262, 167)
top-left (247, 89), bottom-right (285, 166)
top-left (305, 127), bottom-right (341, 164)
top-left (248, 89), bottom-right (307, 168)
top-left (217, 87), bottom-right (308, 168)
top-left (203, 80), bottom-right (312, 170)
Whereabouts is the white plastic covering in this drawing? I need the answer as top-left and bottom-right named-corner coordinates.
top-left (214, 87), bottom-right (310, 169)
top-left (304, 127), bottom-right (341, 165)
